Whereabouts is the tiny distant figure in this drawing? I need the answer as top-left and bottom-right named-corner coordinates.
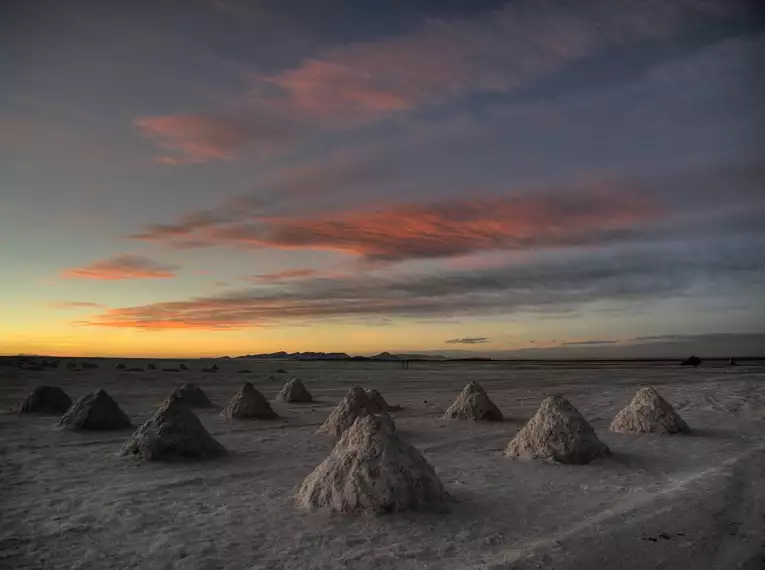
top-left (681, 356), bottom-right (701, 367)
top-left (729, 358), bottom-right (738, 366)
top-left (401, 360), bottom-right (410, 370)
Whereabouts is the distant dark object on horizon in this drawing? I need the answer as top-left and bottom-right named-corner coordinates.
top-left (681, 356), bottom-right (701, 367)
top-left (202, 364), bottom-right (219, 372)
top-left (729, 358), bottom-right (738, 366)
top-left (180, 363), bottom-right (189, 371)
top-left (162, 368), bottom-right (180, 372)
top-left (147, 363), bottom-right (157, 370)
top-left (236, 369), bottom-right (252, 374)
top-left (116, 363), bottom-right (126, 370)
top-left (275, 368), bottom-right (289, 374)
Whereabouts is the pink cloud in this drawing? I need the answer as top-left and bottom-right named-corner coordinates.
top-left (131, 186), bottom-right (661, 262)
top-left (61, 254), bottom-right (179, 281)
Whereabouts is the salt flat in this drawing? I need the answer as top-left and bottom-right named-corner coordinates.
top-left (1, 360), bottom-right (764, 569)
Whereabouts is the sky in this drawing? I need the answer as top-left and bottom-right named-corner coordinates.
top-left (2, 0), bottom-right (764, 358)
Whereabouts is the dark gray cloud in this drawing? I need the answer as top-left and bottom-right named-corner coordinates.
top-left (446, 337), bottom-right (489, 344)
top-left (82, 241), bottom-right (765, 329)
top-left (562, 340), bottom-right (618, 346)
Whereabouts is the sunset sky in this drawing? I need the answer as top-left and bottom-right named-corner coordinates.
top-left (2, 0), bottom-right (764, 358)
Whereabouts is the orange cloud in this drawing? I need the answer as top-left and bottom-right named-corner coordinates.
top-left (132, 187), bottom-right (661, 262)
top-left (61, 254), bottom-right (179, 280)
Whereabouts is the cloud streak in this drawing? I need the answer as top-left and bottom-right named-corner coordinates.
top-left (78, 243), bottom-right (765, 330)
top-left (446, 337), bottom-right (489, 344)
top-left (49, 301), bottom-right (104, 310)
top-left (130, 186), bottom-right (660, 262)
top-left (61, 254), bottom-right (179, 281)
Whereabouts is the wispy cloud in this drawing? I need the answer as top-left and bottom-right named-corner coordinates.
top-left (446, 337), bottom-right (489, 344)
top-left (562, 339), bottom-right (619, 346)
top-left (133, 114), bottom-right (300, 164)
top-left (247, 269), bottom-right (319, 281)
top-left (49, 301), bottom-right (104, 310)
top-left (130, 185), bottom-right (660, 262)
top-left (78, 244), bottom-right (765, 330)
top-left (255, 0), bottom-right (747, 124)
top-left (135, 0), bottom-right (752, 163)
top-left (61, 254), bottom-right (179, 281)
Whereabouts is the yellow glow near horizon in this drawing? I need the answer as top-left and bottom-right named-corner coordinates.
top-left (0, 321), bottom-right (526, 358)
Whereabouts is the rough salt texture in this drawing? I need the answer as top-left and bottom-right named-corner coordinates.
top-left (444, 381), bottom-right (503, 421)
top-left (222, 382), bottom-right (279, 420)
top-left (505, 395), bottom-right (610, 464)
top-left (366, 389), bottom-right (401, 412)
top-left (296, 414), bottom-right (448, 514)
top-left (317, 386), bottom-right (380, 438)
top-left (165, 383), bottom-right (214, 408)
top-left (58, 389), bottom-right (132, 431)
top-left (121, 396), bottom-right (226, 461)
top-left (18, 386), bottom-right (72, 415)
top-left (610, 387), bottom-right (691, 434)
top-left (278, 378), bottom-right (313, 403)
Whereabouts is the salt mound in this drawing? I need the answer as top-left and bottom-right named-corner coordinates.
top-left (296, 414), bottom-right (448, 514)
top-left (222, 382), bottom-right (279, 420)
top-left (147, 363), bottom-right (157, 370)
top-left (444, 381), bottom-right (503, 421)
top-left (166, 383), bottom-right (214, 408)
top-left (121, 395), bottom-right (226, 461)
top-left (58, 389), bottom-right (132, 430)
top-left (366, 389), bottom-right (400, 412)
top-left (610, 387), bottom-right (691, 434)
top-left (278, 378), bottom-right (313, 403)
top-left (18, 386), bottom-right (72, 414)
top-left (179, 363), bottom-right (189, 371)
top-left (202, 364), bottom-right (219, 373)
top-left (116, 363), bottom-right (126, 370)
top-left (317, 386), bottom-right (380, 437)
top-left (505, 395), bottom-right (610, 464)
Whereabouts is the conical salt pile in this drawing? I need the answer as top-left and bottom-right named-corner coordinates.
top-left (278, 378), bottom-right (313, 403)
top-left (222, 382), bottom-right (279, 420)
top-left (317, 386), bottom-right (380, 437)
top-left (296, 414), bottom-right (449, 514)
top-left (18, 386), bottom-right (72, 415)
top-left (165, 383), bottom-right (214, 408)
top-left (366, 389), bottom-right (400, 412)
top-left (610, 387), bottom-right (691, 434)
top-left (58, 389), bottom-right (132, 430)
top-left (505, 395), bottom-right (610, 464)
top-left (121, 395), bottom-right (226, 461)
top-left (444, 381), bottom-right (503, 421)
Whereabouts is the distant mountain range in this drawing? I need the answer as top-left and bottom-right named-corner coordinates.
top-left (231, 350), bottom-right (452, 361)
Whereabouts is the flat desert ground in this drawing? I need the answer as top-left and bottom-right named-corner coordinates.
top-left (1, 359), bottom-right (764, 570)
